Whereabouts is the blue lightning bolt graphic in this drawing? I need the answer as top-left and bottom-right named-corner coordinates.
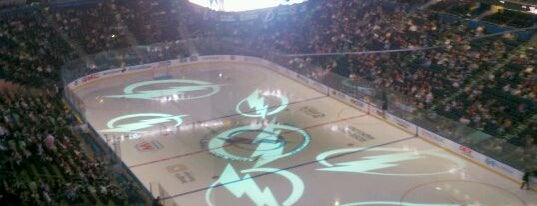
top-left (208, 122), bottom-right (310, 163)
top-left (236, 90), bottom-right (289, 118)
top-left (206, 165), bottom-right (305, 206)
top-left (250, 119), bottom-right (286, 168)
top-left (246, 90), bottom-right (269, 119)
top-left (317, 147), bottom-right (466, 176)
top-left (105, 85), bottom-right (215, 100)
top-left (101, 114), bottom-right (186, 133)
top-left (318, 151), bottom-right (423, 173)
top-left (212, 164), bottom-right (279, 206)
top-left (103, 79), bottom-right (221, 100)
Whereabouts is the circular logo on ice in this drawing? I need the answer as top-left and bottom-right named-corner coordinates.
top-left (100, 113), bottom-right (187, 133)
top-left (104, 79), bottom-right (221, 101)
top-left (236, 90), bottom-right (289, 119)
top-left (208, 119), bottom-right (310, 168)
top-left (316, 147), bottom-right (466, 176)
top-left (205, 164), bottom-right (304, 206)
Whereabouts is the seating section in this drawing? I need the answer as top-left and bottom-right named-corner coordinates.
top-left (0, 85), bottom-right (136, 204)
top-left (0, 0), bottom-right (535, 202)
top-left (0, 11), bottom-right (72, 86)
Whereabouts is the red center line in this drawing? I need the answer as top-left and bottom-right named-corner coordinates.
top-left (128, 144), bottom-right (233, 168)
top-left (128, 114), bottom-right (368, 169)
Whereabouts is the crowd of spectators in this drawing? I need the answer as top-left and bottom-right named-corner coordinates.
top-left (0, 84), bottom-right (130, 204)
top-left (0, 9), bottom-right (72, 86)
top-left (0, 1), bottom-right (193, 203)
top-left (235, 0), bottom-right (535, 146)
top-left (434, 1), bottom-right (536, 28)
top-left (0, 0), bottom-right (535, 199)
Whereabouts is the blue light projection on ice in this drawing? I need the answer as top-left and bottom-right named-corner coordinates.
top-left (317, 147), bottom-right (465, 176)
top-left (104, 79), bottom-right (221, 100)
top-left (236, 90), bottom-right (289, 119)
top-left (100, 113), bottom-right (186, 133)
top-left (208, 119), bottom-right (310, 168)
top-left (206, 164), bottom-right (304, 206)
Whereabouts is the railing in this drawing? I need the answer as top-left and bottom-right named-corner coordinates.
top-left (61, 38), bottom-right (536, 193)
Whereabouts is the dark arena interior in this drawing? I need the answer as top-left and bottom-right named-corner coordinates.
top-left (0, 0), bottom-right (536, 205)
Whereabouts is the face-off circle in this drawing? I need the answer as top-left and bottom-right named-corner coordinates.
top-left (226, 129), bottom-right (287, 152)
top-left (401, 180), bottom-right (525, 206)
top-left (208, 121), bottom-right (310, 167)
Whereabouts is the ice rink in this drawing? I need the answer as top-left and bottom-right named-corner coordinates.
top-left (73, 61), bottom-right (537, 206)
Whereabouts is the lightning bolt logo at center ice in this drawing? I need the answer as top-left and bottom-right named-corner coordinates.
top-left (250, 119), bottom-right (286, 168)
top-left (318, 151), bottom-right (423, 173)
top-left (213, 164), bottom-right (279, 206)
top-left (246, 90), bottom-right (269, 119)
top-left (101, 113), bottom-right (186, 133)
top-left (208, 122), bottom-right (310, 164)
